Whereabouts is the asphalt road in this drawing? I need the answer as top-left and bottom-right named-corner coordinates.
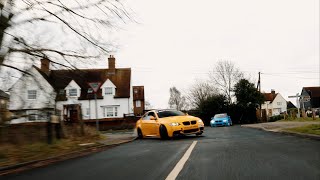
top-left (2, 126), bottom-right (320, 180)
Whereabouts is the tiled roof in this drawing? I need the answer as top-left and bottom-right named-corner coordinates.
top-left (0, 90), bottom-right (9, 99)
top-left (35, 67), bottom-right (131, 100)
top-left (262, 93), bottom-right (278, 103)
top-left (302, 87), bottom-right (320, 97)
top-left (287, 101), bottom-right (296, 109)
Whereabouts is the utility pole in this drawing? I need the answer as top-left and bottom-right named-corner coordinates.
top-left (257, 72), bottom-right (262, 121)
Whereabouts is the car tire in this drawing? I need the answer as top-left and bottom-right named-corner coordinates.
top-left (160, 125), bottom-right (169, 140)
top-left (137, 128), bottom-right (143, 139)
top-left (196, 132), bottom-right (203, 136)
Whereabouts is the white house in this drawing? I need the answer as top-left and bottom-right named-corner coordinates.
top-left (9, 55), bottom-right (140, 123)
top-left (261, 90), bottom-right (287, 117)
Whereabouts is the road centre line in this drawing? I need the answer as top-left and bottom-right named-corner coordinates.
top-left (165, 141), bottom-right (197, 180)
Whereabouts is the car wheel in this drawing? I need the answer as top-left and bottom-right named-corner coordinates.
top-left (160, 125), bottom-right (169, 140)
top-left (196, 132), bottom-right (203, 136)
top-left (137, 128), bottom-right (143, 139)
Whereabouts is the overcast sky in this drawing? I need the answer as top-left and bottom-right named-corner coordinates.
top-left (107, 0), bottom-right (320, 109)
top-left (1, 0), bottom-right (318, 109)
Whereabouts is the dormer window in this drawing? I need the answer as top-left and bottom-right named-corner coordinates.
top-left (69, 88), bottom-right (77, 97)
top-left (105, 87), bottom-right (113, 95)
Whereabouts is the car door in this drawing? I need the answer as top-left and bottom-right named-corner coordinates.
top-left (141, 111), bottom-right (158, 136)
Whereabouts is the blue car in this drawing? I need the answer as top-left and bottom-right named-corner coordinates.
top-left (210, 113), bottom-right (232, 127)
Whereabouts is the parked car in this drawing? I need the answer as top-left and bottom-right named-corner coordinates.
top-left (136, 109), bottom-right (204, 139)
top-left (210, 113), bottom-right (232, 127)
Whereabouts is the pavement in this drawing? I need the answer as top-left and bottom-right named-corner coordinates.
top-left (242, 121), bottom-right (320, 140)
top-left (2, 126), bottom-right (320, 180)
top-left (0, 129), bottom-right (137, 176)
top-left (98, 129), bottom-right (137, 145)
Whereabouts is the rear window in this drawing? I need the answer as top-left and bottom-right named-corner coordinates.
top-left (214, 114), bottom-right (227, 118)
top-left (157, 110), bottom-right (185, 118)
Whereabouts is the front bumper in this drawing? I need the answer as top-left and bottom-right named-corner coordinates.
top-left (210, 122), bottom-right (229, 127)
top-left (170, 124), bottom-right (204, 136)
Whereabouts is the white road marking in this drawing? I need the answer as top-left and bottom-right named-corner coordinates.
top-left (165, 141), bottom-right (198, 180)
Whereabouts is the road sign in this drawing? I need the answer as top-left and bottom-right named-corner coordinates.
top-left (88, 82), bottom-right (101, 93)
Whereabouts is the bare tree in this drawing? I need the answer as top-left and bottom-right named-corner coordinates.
top-left (168, 86), bottom-right (186, 111)
top-left (186, 81), bottom-right (217, 109)
top-left (0, 0), bottom-right (132, 76)
top-left (209, 60), bottom-right (243, 104)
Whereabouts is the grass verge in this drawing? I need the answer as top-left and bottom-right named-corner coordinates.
top-left (284, 124), bottom-right (320, 136)
top-left (0, 135), bottom-right (102, 168)
top-left (278, 117), bottom-right (320, 122)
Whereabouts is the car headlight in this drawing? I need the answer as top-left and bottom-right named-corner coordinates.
top-left (223, 119), bottom-right (227, 122)
top-left (169, 122), bottom-right (180, 126)
top-left (211, 120), bottom-right (215, 123)
top-left (198, 119), bottom-right (203, 123)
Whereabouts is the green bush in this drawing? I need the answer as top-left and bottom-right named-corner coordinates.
top-left (268, 114), bottom-right (284, 122)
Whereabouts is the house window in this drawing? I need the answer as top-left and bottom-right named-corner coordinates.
top-left (27, 110), bottom-right (47, 121)
top-left (134, 89), bottom-right (138, 94)
top-left (105, 87), bottom-right (113, 95)
top-left (102, 106), bottom-right (118, 117)
top-left (136, 100), bottom-right (141, 108)
top-left (69, 88), bottom-right (77, 96)
top-left (277, 102), bottom-right (282, 106)
top-left (27, 90), bottom-right (37, 100)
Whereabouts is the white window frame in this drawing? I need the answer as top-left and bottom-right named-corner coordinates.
top-left (105, 87), bottom-right (113, 95)
top-left (27, 90), bottom-right (37, 100)
top-left (136, 100), bottom-right (141, 108)
top-left (102, 106), bottom-right (118, 117)
top-left (27, 110), bottom-right (38, 121)
top-left (69, 88), bottom-right (77, 97)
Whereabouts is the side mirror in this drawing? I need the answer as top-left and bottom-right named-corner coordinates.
top-left (150, 116), bottom-right (156, 120)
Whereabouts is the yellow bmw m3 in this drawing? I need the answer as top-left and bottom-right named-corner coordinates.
top-left (136, 109), bottom-right (204, 139)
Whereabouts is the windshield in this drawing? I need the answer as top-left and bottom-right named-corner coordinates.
top-left (214, 114), bottom-right (227, 118)
top-left (157, 110), bottom-right (185, 118)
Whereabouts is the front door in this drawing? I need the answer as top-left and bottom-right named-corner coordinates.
top-left (69, 110), bottom-right (78, 122)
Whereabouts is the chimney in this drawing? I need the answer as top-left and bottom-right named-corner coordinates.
top-left (271, 89), bottom-right (275, 94)
top-left (40, 58), bottom-right (50, 75)
top-left (108, 55), bottom-right (116, 70)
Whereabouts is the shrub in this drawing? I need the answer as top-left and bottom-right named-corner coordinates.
top-left (268, 114), bottom-right (284, 122)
